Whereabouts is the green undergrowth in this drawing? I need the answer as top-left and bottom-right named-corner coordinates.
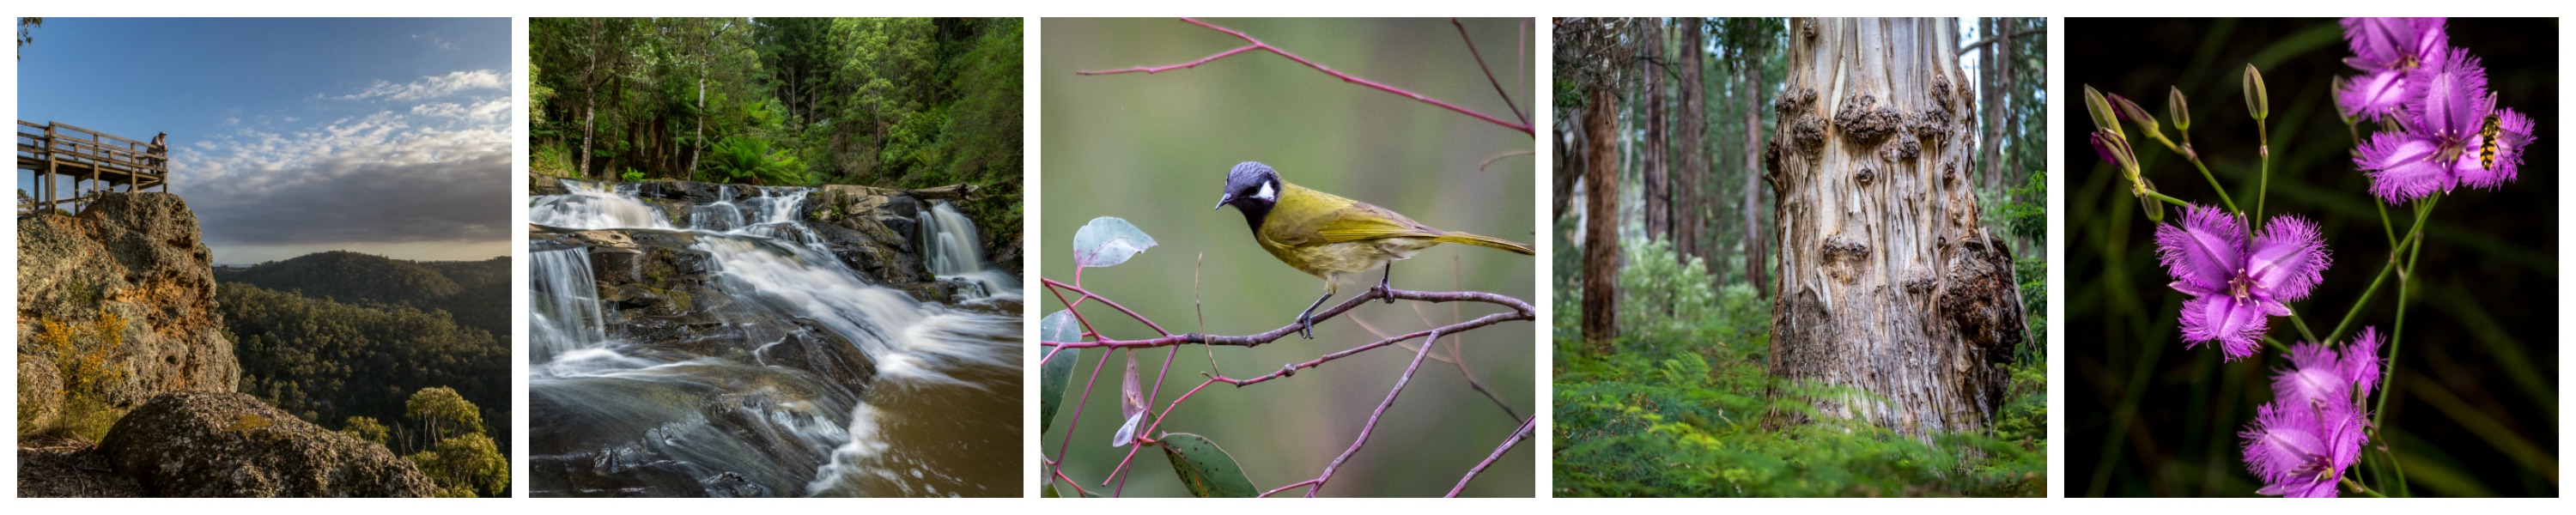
top-left (1554, 240), bottom-right (2045, 497)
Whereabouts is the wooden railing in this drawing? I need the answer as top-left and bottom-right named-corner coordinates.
top-left (18, 120), bottom-right (170, 214)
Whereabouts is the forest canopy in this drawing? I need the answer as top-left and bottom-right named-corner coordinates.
top-left (528, 17), bottom-right (1022, 229)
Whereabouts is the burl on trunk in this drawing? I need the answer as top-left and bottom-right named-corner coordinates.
top-left (1761, 18), bottom-right (2025, 436)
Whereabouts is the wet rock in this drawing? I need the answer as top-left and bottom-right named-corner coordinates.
top-left (99, 392), bottom-right (434, 497)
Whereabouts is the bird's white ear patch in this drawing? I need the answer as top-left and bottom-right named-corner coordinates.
top-left (1255, 180), bottom-right (1276, 202)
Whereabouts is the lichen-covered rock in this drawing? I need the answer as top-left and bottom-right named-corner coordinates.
top-left (16, 192), bottom-right (238, 415)
top-left (99, 391), bottom-right (434, 497)
top-left (18, 355), bottom-right (64, 429)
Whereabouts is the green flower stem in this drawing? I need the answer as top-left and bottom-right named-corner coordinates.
top-left (2262, 336), bottom-right (2292, 354)
top-left (2141, 129), bottom-right (2239, 214)
top-left (2145, 190), bottom-right (2193, 208)
top-left (2342, 476), bottom-right (2387, 498)
top-left (2285, 309), bottom-right (2318, 344)
top-left (2255, 120), bottom-right (2271, 223)
top-left (2328, 197), bottom-right (2438, 345)
top-left (2372, 193), bottom-right (2437, 498)
top-left (2377, 201), bottom-right (2397, 247)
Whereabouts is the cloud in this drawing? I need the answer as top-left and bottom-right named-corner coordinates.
top-left (172, 109), bottom-right (511, 248)
top-left (410, 98), bottom-right (511, 123)
top-left (338, 70), bottom-right (505, 102)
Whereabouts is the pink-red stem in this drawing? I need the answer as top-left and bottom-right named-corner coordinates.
top-left (1077, 17), bottom-right (1534, 136)
top-left (1305, 328), bottom-right (1440, 497)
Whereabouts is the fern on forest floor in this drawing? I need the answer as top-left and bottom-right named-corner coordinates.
top-left (1553, 240), bottom-right (2047, 497)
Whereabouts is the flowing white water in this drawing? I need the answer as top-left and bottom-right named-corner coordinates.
top-left (529, 247), bottom-right (606, 364)
top-left (919, 201), bottom-right (1018, 300)
top-left (527, 179), bottom-right (1018, 497)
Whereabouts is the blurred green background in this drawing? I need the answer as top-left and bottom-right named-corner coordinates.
top-left (1038, 18), bottom-right (1538, 497)
top-left (2068, 18), bottom-right (2557, 497)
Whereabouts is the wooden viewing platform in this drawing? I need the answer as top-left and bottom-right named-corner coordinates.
top-left (19, 120), bottom-right (170, 215)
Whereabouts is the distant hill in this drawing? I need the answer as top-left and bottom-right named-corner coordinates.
top-left (216, 251), bottom-right (508, 339)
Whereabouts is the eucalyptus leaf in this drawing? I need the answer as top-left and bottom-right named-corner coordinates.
top-left (1039, 311), bottom-right (1080, 433)
top-left (1072, 216), bottom-right (1157, 268)
top-left (1158, 433), bottom-right (1258, 498)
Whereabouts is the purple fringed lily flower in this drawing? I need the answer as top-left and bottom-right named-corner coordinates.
top-left (2337, 17), bottom-right (2448, 121)
top-left (2243, 394), bottom-right (2370, 497)
top-left (2354, 48), bottom-right (2537, 203)
top-left (2154, 206), bottom-right (2331, 360)
top-left (2269, 328), bottom-right (2385, 409)
top-left (2245, 326), bottom-right (2383, 498)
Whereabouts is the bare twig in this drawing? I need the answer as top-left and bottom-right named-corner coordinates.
top-left (1308, 329), bottom-right (1439, 497)
top-left (1447, 415), bottom-right (1537, 497)
top-left (1078, 17), bottom-right (1535, 136)
top-left (1479, 149), bottom-right (1535, 173)
top-left (1453, 18), bottom-right (1527, 125)
top-left (1042, 282), bottom-right (1535, 350)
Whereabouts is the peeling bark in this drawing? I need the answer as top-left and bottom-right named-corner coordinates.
top-left (1765, 18), bottom-right (2022, 436)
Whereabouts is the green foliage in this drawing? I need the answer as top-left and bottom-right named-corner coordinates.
top-left (340, 415), bottom-right (390, 445)
top-left (404, 386), bottom-right (484, 442)
top-left (1554, 246), bottom-right (2044, 497)
top-left (698, 136), bottom-right (811, 185)
top-left (24, 310), bottom-right (130, 442)
top-left (619, 167), bottom-right (645, 182)
top-left (217, 251), bottom-right (509, 339)
top-left (407, 433), bottom-right (508, 498)
top-left (1158, 433), bottom-right (1257, 498)
top-left (220, 282), bottom-right (508, 453)
top-left (532, 142), bottom-right (574, 177)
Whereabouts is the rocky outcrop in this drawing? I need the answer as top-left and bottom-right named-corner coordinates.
top-left (17, 192), bottom-right (238, 425)
top-left (98, 391), bottom-right (434, 497)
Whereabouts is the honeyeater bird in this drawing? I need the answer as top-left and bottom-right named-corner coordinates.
top-left (1213, 161), bottom-right (1534, 338)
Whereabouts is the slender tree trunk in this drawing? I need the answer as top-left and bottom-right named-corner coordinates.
top-left (1678, 18), bottom-right (1707, 268)
top-left (580, 25), bottom-right (597, 179)
top-left (1580, 87), bottom-right (1620, 352)
top-left (1643, 22), bottom-right (1668, 242)
top-left (1741, 55), bottom-right (1769, 299)
top-left (1765, 18), bottom-right (2022, 436)
top-left (1980, 18), bottom-right (2006, 191)
top-left (1997, 18), bottom-right (2017, 193)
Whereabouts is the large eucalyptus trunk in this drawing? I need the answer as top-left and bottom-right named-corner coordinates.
top-left (1761, 18), bottom-right (2023, 435)
top-left (1580, 88), bottom-right (1619, 351)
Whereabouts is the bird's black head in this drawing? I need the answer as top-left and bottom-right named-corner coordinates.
top-left (1215, 161), bottom-right (1281, 230)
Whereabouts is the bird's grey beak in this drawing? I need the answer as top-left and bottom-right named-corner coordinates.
top-left (1214, 193), bottom-right (1232, 210)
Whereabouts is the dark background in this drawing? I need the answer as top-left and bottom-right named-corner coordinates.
top-left (2066, 18), bottom-right (2557, 497)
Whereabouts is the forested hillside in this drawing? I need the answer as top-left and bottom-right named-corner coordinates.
top-left (529, 17), bottom-right (1023, 233)
top-left (219, 282), bottom-right (508, 451)
top-left (217, 251), bottom-right (511, 340)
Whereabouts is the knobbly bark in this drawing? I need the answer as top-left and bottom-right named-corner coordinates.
top-left (1763, 18), bottom-right (2023, 436)
top-left (1581, 88), bottom-right (1619, 351)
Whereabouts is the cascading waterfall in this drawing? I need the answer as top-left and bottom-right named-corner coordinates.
top-left (527, 179), bottom-right (1018, 497)
top-left (529, 247), bottom-right (605, 364)
top-left (919, 201), bottom-right (1018, 300)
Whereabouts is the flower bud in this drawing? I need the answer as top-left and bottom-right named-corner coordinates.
top-left (2114, 94), bottom-right (2159, 136)
top-left (2167, 86), bottom-right (2191, 131)
top-left (2136, 177), bottom-right (2164, 223)
top-left (2242, 64), bottom-right (2269, 120)
top-left (2084, 84), bottom-right (2123, 140)
top-left (2328, 76), bottom-right (2356, 126)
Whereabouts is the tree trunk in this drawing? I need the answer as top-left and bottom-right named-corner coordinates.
top-left (690, 73), bottom-right (706, 179)
top-left (580, 23), bottom-right (598, 179)
top-left (1643, 21), bottom-right (1668, 242)
top-left (1764, 18), bottom-right (2022, 436)
top-left (1580, 87), bottom-right (1620, 352)
top-left (1989, 18), bottom-right (2009, 191)
top-left (1678, 18), bottom-right (1707, 268)
top-left (1741, 54), bottom-right (1769, 299)
top-left (1979, 17), bottom-right (2008, 191)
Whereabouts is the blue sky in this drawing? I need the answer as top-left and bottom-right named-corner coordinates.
top-left (18, 18), bottom-right (511, 264)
